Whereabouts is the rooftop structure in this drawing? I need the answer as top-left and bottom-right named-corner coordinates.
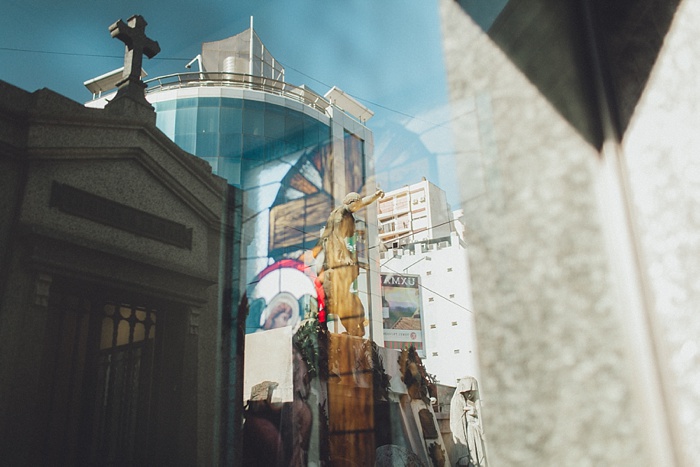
top-left (85, 19), bottom-right (372, 123)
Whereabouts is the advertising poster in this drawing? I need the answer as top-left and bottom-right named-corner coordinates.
top-left (381, 273), bottom-right (424, 354)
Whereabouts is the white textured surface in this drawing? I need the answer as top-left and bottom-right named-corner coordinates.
top-left (622, 0), bottom-right (700, 461)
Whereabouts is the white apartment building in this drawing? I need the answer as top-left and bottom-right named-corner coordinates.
top-left (378, 178), bottom-right (452, 249)
top-left (378, 181), bottom-right (479, 386)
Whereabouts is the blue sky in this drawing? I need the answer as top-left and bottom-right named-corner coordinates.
top-left (1, 0), bottom-right (459, 206)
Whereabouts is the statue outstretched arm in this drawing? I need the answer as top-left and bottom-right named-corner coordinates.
top-left (348, 189), bottom-right (384, 213)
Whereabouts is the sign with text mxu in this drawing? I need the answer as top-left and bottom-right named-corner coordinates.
top-left (381, 273), bottom-right (424, 355)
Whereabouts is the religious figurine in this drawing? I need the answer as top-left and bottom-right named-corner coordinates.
top-left (450, 376), bottom-right (487, 467)
top-left (313, 189), bottom-right (384, 336)
top-left (398, 346), bottom-right (437, 404)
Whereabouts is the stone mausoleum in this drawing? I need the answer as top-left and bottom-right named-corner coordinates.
top-left (0, 80), bottom-right (229, 464)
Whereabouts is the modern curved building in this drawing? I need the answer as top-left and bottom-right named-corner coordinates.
top-left (86, 23), bottom-right (383, 338)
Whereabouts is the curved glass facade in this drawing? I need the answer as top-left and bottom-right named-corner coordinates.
top-left (153, 97), bottom-right (331, 187)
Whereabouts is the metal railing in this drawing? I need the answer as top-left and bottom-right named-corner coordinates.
top-left (143, 72), bottom-right (332, 114)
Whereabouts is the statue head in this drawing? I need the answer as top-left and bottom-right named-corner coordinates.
top-left (456, 376), bottom-right (479, 401)
top-left (342, 192), bottom-right (362, 208)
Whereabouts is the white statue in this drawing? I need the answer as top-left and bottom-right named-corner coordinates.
top-left (450, 376), bottom-right (487, 466)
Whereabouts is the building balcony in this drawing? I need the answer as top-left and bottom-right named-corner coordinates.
top-left (87, 71), bottom-right (333, 115)
top-left (145, 72), bottom-right (331, 113)
top-left (377, 206), bottom-right (410, 219)
top-left (378, 226), bottom-right (409, 239)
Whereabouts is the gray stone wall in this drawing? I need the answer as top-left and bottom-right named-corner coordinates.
top-left (0, 83), bottom-right (228, 466)
top-left (439, 1), bottom-right (649, 464)
top-left (440, 0), bottom-right (700, 464)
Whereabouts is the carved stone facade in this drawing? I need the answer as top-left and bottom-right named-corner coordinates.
top-left (0, 81), bottom-right (228, 465)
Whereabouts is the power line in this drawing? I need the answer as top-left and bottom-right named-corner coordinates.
top-left (0, 46), bottom-right (189, 61)
top-left (4, 45), bottom-right (476, 314)
top-left (243, 220), bottom-right (473, 314)
top-left (4, 45), bottom-right (470, 252)
top-left (243, 212), bottom-right (471, 312)
top-left (278, 59), bottom-right (444, 126)
top-left (1, 45), bottom-right (457, 129)
top-left (380, 263), bottom-right (473, 314)
top-left (367, 217), bottom-right (459, 251)
top-left (265, 213), bottom-right (459, 254)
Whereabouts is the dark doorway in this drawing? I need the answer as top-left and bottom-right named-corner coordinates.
top-left (42, 285), bottom-right (166, 466)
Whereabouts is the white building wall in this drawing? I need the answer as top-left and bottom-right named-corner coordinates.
top-left (380, 232), bottom-right (479, 386)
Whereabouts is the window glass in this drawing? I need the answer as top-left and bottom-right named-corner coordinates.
top-left (8, 1), bottom-right (693, 465)
top-left (1, 3), bottom-right (482, 466)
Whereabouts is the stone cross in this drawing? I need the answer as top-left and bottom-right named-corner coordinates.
top-left (109, 15), bottom-right (160, 104)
